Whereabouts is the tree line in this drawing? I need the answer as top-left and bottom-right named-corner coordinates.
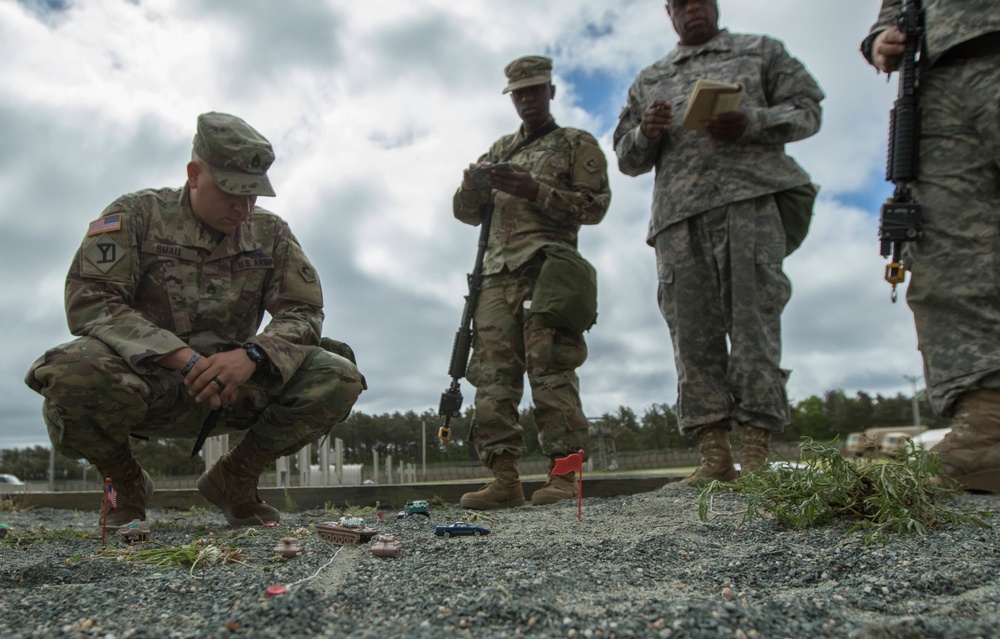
top-left (1, 389), bottom-right (945, 481)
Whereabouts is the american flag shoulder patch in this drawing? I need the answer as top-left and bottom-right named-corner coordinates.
top-left (87, 214), bottom-right (122, 236)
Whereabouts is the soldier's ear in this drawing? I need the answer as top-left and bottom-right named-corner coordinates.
top-left (186, 161), bottom-right (201, 189)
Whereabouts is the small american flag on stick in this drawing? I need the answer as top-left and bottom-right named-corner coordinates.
top-left (101, 477), bottom-right (117, 546)
top-left (106, 481), bottom-right (117, 508)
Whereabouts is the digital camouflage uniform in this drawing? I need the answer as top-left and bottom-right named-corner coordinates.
top-left (454, 123), bottom-right (611, 465)
top-left (614, 30), bottom-right (823, 436)
top-left (25, 185), bottom-right (365, 462)
top-left (863, 1), bottom-right (1000, 415)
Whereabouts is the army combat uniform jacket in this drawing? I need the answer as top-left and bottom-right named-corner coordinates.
top-left (614, 30), bottom-right (823, 244)
top-left (65, 186), bottom-right (323, 388)
top-left (453, 124), bottom-right (611, 274)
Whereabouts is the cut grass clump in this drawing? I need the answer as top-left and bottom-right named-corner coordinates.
top-left (697, 438), bottom-right (992, 543)
top-left (101, 537), bottom-right (246, 576)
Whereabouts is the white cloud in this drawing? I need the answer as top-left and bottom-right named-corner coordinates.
top-left (0, 0), bottom-right (926, 450)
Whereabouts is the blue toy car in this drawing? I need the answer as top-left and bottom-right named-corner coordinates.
top-left (434, 522), bottom-right (490, 538)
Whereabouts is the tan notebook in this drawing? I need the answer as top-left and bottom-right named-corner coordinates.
top-left (681, 79), bottom-right (743, 131)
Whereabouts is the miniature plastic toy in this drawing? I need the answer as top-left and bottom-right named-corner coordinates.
top-left (0, 523), bottom-right (9, 539)
top-left (262, 521), bottom-right (279, 528)
top-left (434, 522), bottom-right (490, 538)
top-left (273, 537), bottom-right (302, 558)
top-left (404, 500), bottom-right (431, 517)
top-left (317, 521), bottom-right (379, 546)
top-left (370, 534), bottom-right (403, 558)
top-left (115, 520), bottom-right (151, 544)
top-left (338, 515), bottom-right (365, 528)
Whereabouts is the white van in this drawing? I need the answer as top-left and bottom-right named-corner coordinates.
top-left (0, 473), bottom-right (25, 493)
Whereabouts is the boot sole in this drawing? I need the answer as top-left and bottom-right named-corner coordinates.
top-left (459, 496), bottom-right (525, 510)
top-left (531, 494), bottom-right (575, 506)
top-left (197, 473), bottom-right (281, 526)
top-left (953, 468), bottom-right (1000, 493)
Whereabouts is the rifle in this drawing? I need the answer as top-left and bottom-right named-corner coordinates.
top-left (437, 199), bottom-right (493, 444)
top-left (879, 0), bottom-right (924, 303)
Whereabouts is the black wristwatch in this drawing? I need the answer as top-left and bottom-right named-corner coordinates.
top-left (242, 342), bottom-right (268, 367)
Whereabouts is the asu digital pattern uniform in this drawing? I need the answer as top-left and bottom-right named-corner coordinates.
top-left (26, 186), bottom-right (365, 460)
top-left (453, 123), bottom-right (610, 464)
top-left (614, 30), bottom-right (823, 436)
top-left (863, 1), bottom-right (1000, 415)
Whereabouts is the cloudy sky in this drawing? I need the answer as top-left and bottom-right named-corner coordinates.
top-left (0, 0), bottom-right (921, 451)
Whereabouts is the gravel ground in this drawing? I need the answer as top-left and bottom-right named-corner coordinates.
top-left (1, 486), bottom-right (999, 639)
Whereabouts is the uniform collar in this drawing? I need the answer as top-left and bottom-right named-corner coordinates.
top-left (177, 185), bottom-right (257, 259)
top-left (672, 28), bottom-right (733, 64)
top-left (516, 116), bottom-right (557, 142)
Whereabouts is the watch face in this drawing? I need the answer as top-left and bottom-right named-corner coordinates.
top-left (244, 343), bottom-right (265, 362)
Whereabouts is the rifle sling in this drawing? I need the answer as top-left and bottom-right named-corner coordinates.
top-left (499, 119), bottom-right (560, 162)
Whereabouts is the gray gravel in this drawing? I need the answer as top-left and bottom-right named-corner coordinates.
top-left (1, 487), bottom-right (999, 639)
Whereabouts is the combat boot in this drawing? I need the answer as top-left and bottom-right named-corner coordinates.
top-left (531, 458), bottom-right (577, 505)
top-left (93, 443), bottom-right (155, 530)
top-left (460, 452), bottom-right (525, 510)
top-left (197, 432), bottom-right (281, 525)
top-left (676, 427), bottom-right (739, 487)
top-left (739, 425), bottom-right (772, 475)
top-left (932, 389), bottom-right (1000, 493)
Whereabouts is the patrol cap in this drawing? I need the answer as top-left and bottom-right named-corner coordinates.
top-left (502, 55), bottom-right (553, 94)
top-left (192, 112), bottom-right (276, 197)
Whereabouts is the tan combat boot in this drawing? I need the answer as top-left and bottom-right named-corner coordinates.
top-left (739, 425), bottom-right (771, 475)
top-left (197, 432), bottom-right (281, 525)
top-left (932, 389), bottom-right (1000, 493)
top-left (459, 452), bottom-right (525, 510)
top-left (93, 443), bottom-right (155, 530)
top-left (531, 457), bottom-right (578, 506)
top-left (677, 427), bottom-right (739, 486)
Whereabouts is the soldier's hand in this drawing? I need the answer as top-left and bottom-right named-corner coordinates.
top-left (461, 162), bottom-right (482, 191)
top-left (706, 107), bottom-right (748, 141)
top-left (188, 349), bottom-right (256, 409)
top-left (873, 26), bottom-right (906, 73)
top-left (489, 163), bottom-right (540, 201)
top-left (640, 100), bottom-right (673, 139)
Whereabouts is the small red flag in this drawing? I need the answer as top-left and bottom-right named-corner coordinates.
top-left (552, 450), bottom-right (585, 520)
top-left (552, 450), bottom-right (583, 475)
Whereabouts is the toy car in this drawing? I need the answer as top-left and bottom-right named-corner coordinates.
top-left (404, 500), bottom-right (431, 517)
top-left (115, 520), bottom-right (151, 544)
top-left (434, 522), bottom-right (490, 538)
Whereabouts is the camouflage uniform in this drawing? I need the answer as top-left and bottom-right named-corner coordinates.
top-left (26, 156), bottom-right (364, 463)
top-left (863, 1), bottom-right (1000, 415)
top-left (614, 30), bottom-right (823, 436)
top-left (454, 121), bottom-right (611, 464)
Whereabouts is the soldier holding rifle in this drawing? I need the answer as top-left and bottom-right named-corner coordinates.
top-left (862, 1), bottom-right (1000, 492)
